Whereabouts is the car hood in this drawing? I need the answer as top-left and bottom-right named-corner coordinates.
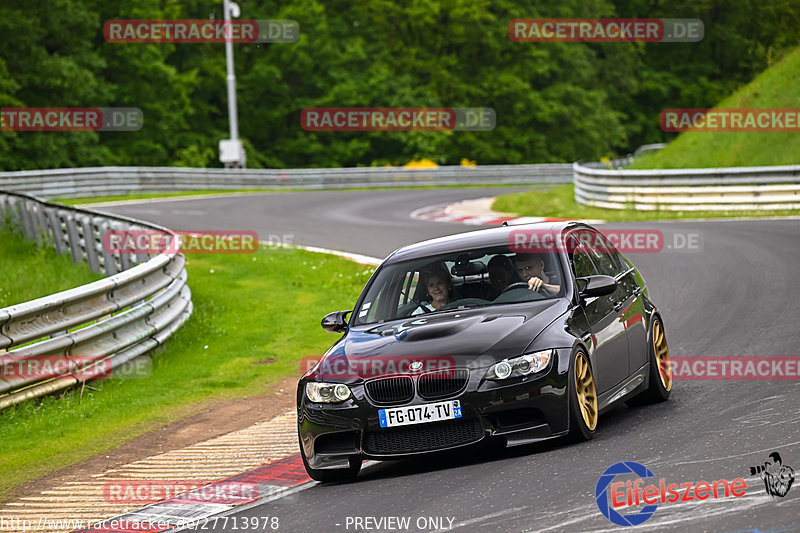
top-left (310, 299), bottom-right (569, 381)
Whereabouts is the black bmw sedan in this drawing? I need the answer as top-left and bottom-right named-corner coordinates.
top-left (297, 222), bottom-right (672, 482)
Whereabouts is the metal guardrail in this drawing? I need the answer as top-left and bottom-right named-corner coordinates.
top-left (0, 164), bottom-right (573, 198)
top-left (0, 191), bottom-right (192, 409)
top-left (573, 162), bottom-right (800, 211)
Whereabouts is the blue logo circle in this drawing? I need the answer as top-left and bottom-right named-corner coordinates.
top-left (595, 461), bottom-right (658, 526)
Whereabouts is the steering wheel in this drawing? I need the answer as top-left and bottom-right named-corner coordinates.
top-left (501, 282), bottom-right (530, 293)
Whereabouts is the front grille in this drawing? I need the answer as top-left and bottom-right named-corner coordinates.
top-left (417, 368), bottom-right (469, 399)
top-left (365, 377), bottom-right (414, 405)
top-left (365, 418), bottom-right (484, 454)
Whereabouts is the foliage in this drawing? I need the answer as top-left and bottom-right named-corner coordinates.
top-left (1, 0), bottom-right (798, 170)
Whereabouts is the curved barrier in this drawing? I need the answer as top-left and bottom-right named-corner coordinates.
top-left (0, 164), bottom-right (573, 198)
top-left (0, 191), bottom-right (192, 409)
top-left (573, 161), bottom-right (800, 211)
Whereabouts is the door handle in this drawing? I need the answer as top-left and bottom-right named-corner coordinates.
top-left (613, 301), bottom-right (624, 312)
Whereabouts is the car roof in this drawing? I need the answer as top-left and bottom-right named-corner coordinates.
top-left (384, 221), bottom-right (590, 264)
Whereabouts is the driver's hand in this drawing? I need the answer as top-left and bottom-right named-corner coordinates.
top-left (528, 277), bottom-right (543, 292)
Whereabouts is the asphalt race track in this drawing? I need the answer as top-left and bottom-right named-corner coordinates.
top-left (101, 189), bottom-right (800, 533)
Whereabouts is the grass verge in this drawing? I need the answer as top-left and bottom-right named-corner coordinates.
top-left (55, 189), bottom-right (276, 206)
top-left (0, 246), bottom-right (374, 501)
top-left (492, 183), bottom-right (800, 221)
top-left (56, 183), bottom-right (527, 206)
top-left (0, 228), bottom-right (104, 307)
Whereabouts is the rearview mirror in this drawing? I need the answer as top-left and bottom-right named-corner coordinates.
top-left (576, 275), bottom-right (617, 298)
top-left (321, 310), bottom-right (351, 333)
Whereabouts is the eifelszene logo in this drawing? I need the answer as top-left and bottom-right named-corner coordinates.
top-left (749, 452), bottom-right (795, 498)
top-left (595, 461), bottom-right (747, 527)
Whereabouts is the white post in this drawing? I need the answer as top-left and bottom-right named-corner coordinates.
top-left (220, 0), bottom-right (245, 167)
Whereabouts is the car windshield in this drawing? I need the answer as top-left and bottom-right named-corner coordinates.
top-left (354, 244), bottom-right (564, 325)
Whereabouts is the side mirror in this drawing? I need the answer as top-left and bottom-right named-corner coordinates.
top-left (321, 310), bottom-right (351, 333)
top-left (576, 275), bottom-right (617, 298)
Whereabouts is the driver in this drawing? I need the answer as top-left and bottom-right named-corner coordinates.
top-left (412, 264), bottom-right (453, 315)
top-left (513, 253), bottom-right (560, 295)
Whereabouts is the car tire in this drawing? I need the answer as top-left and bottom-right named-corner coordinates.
top-left (299, 438), bottom-right (361, 483)
top-left (626, 315), bottom-right (672, 406)
top-left (567, 348), bottom-right (598, 442)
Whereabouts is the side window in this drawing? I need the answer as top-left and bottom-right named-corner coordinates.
top-left (358, 270), bottom-right (408, 322)
top-left (568, 235), bottom-right (598, 278)
top-left (573, 248), bottom-right (598, 278)
top-left (591, 250), bottom-right (619, 277)
top-left (575, 230), bottom-right (624, 277)
top-left (362, 294), bottom-right (381, 322)
top-left (616, 252), bottom-right (633, 272)
top-left (594, 233), bottom-right (629, 275)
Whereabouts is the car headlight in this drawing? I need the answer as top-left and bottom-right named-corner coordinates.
top-left (484, 350), bottom-right (553, 380)
top-left (305, 382), bottom-right (352, 403)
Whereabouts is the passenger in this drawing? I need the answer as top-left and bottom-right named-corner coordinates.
top-left (412, 264), bottom-right (452, 314)
top-left (485, 255), bottom-right (521, 299)
top-left (513, 253), bottom-right (560, 295)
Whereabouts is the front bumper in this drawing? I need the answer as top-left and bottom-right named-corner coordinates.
top-left (297, 348), bottom-right (571, 470)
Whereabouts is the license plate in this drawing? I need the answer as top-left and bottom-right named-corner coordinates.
top-left (378, 400), bottom-right (462, 428)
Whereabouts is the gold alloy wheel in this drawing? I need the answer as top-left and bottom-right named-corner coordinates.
top-left (575, 352), bottom-right (598, 431)
top-left (653, 319), bottom-right (673, 391)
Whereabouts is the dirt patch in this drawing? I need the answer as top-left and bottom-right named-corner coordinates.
top-left (7, 376), bottom-right (298, 502)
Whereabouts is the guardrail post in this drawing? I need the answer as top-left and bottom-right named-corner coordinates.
top-left (0, 196), bottom-right (7, 229)
top-left (33, 204), bottom-right (51, 247)
top-left (65, 215), bottom-right (84, 264)
top-left (80, 216), bottom-right (102, 273)
top-left (99, 220), bottom-right (119, 276)
top-left (113, 222), bottom-right (133, 271)
top-left (47, 209), bottom-right (68, 255)
top-left (5, 197), bottom-right (21, 230)
top-left (19, 199), bottom-right (35, 239)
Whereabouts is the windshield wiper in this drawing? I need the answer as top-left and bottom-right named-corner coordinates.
top-left (427, 302), bottom-right (489, 315)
